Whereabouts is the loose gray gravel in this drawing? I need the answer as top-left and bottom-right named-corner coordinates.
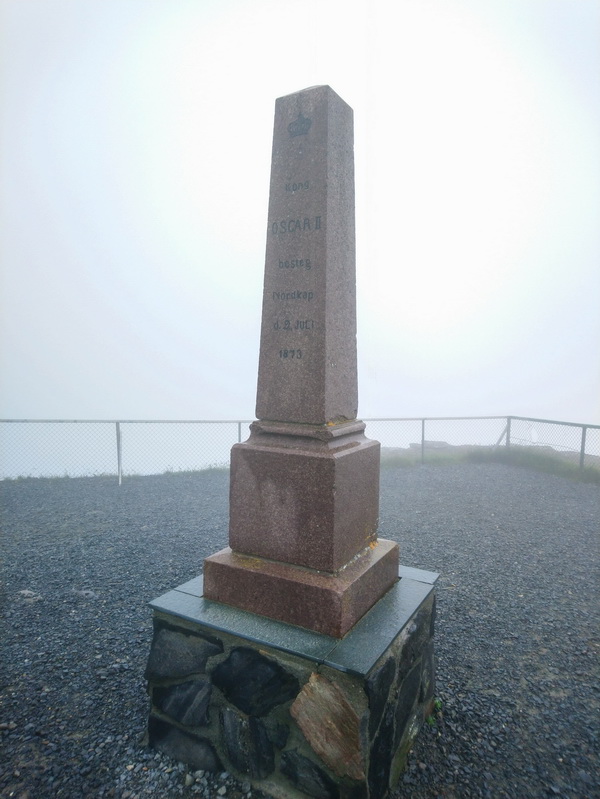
top-left (1, 463), bottom-right (598, 799)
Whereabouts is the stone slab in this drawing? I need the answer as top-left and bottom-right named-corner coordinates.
top-left (203, 539), bottom-right (399, 638)
top-left (150, 565), bottom-right (438, 677)
top-left (256, 85), bottom-right (357, 425)
top-left (150, 584), bottom-right (338, 664)
top-left (321, 576), bottom-right (435, 676)
top-left (229, 421), bottom-right (380, 571)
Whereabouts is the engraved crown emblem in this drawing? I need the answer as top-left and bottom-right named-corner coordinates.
top-left (288, 112), bottom-right (312, 138)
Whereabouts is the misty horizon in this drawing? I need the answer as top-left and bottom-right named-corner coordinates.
top-left (1, 0), bottom-right (599, 425)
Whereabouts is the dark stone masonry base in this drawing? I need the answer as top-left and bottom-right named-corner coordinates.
top-left (145, 567), bottom-right (438, 799)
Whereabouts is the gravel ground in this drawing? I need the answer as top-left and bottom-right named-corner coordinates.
top-left (1, 463), bottom-right (598, 799)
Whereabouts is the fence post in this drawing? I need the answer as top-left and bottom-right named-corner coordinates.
top-left (238, 421), bottom-right (242, 444)
top-left (495, 424), bottom-right (508, 449)
top-left (116, 422), bottom-right (122, 486)
top-left (506, 417), bottom-right (511, 449)
top-left (580, 426), bottom-right (587, 470)
top-left (421, 419), bottom-right (425, 465)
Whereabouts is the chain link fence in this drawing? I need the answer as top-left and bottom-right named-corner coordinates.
top-left (368, 416), bottom-right (509, 463)
top-left (0, 420), bottom-right (252, 481)
top-left (0, 416), bottom-right (598, 481)
top-left (506, 417), bottom-right (594, 467)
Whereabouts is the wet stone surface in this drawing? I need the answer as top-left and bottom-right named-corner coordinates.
top-left (148, 717), bottom-right (222, 773)
top-left (290, 673), bottom-right (365, 781)
top-left (220, 707), bottom-right (274, 779)
top-left (280, 750), bottom-right (341, 799)
top-left (153, 679), bottom-right (212, 727)
top-left (366, 655), bottom-right (397, 738)
top-left (144, 624), bottom-right (223, 681)
top-left (212, 647), bottom-right (300, 717)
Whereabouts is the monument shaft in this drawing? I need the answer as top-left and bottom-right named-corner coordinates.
top-left (257, 86), bottom-right (357, 425)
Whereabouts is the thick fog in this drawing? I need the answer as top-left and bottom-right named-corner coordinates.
top-left (1, 0), bottom-right (599, 424)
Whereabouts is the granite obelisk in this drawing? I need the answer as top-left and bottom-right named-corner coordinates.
top-left (146, 87), bottom-right (438, 795)
top-left (256, 85), bottom-right (357, 424)
top-left (203, 86), bottom-right (399, 637)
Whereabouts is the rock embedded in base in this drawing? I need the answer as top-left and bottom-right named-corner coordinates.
top-left (153, 679), bottom-right (211, 727)
top-left (144, 625), bottom-right (222, 681)
top-left (148, 716), bottom-right (222, 773)
top-left (280, 750), bottom-right (340, 799)
top-left (290, 673), bottom-right (364, 781)
top-left (220, 707), bottom-right (275, 779)
top-left (212, 647), bottom-right (300, 716)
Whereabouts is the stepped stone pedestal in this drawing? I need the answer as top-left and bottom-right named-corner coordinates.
top-left (145, 86), bottom-right (439, 799)
top-left (204, 419), bottom-right (398, 638)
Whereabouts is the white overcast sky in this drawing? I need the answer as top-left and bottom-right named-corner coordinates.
top-left (1, 0), bottom-right (599, 424)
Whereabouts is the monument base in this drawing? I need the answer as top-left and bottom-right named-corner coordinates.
top-left (145, 567), bottom-right (438, 799)
top-left (203, 539), bottom-right (399, 638)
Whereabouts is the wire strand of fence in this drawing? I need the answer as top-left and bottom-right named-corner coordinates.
top-left (0, 416), bottom-right (598, 480)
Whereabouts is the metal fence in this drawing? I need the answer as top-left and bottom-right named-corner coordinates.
top-left (0, 416), bottom-right (598, 481)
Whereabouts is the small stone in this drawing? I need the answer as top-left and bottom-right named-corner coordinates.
top-left (185, 773), bottom-right (195, 787)
top-left (217, 787), bottom-right (227, 796)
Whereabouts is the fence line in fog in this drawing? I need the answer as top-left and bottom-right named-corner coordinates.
top-left (0, 415), bottom-right (598, 482)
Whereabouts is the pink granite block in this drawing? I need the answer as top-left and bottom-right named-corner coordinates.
top-left (229, 421), bottom-right (380, 572)
top-left (203, 540), bottom-right (399, 638)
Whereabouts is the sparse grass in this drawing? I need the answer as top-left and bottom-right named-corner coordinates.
top-left (1, 466), bottom-right (230, 482)
top-left (1, 472), bottom-right (113, 482)
top-left (426, 698), bottom-right (444, 726)
top-left (4, 452), bottom-right (598, 483)
top-left (380, 445), bottom-right (600, 484)
top-left (162, 465), bottom-right (229, 476)
top-left (466, 446), bottom-right (600, 484)
top-left (380, 447), bottom-right (481, 469)
top-left (379, 454), bottom-right (419, 469)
